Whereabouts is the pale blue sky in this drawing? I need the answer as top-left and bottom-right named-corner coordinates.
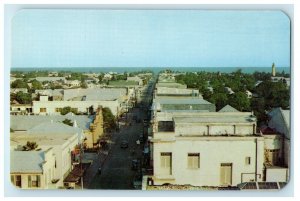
top-left (12, 10), bottom-right (290, 68)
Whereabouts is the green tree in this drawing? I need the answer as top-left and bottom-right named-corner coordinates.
top-left (251, 97), bottom-right (268, 125)
top-left (228, 92), bottom-right (251, 111)
top-left (62, 119), bottom-right (73, 126)
top-left (209, 93), bottom-right (228, 111)
top-left (255, 81), bottom-right (290, 110)
top-left (98, 73), bottom-right (104, 83)
top-left (30, 79), bottom-right (43, 92)
top-left (81, 81), bottom-right (88, 88)
top-left (15, 92), bottom-right (32, 104)
top-left (60, 106), bottom-right (78, 115)
top-left (11, 79), bottom-right (29, 89)
top-left (102, 107), bottom-right (117, 131)
top-left (49, 83), bottom-right (63, 90)
top-left (22, 141), bottom-right (38, 151)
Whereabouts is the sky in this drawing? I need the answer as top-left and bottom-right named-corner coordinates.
top-left (12, 10), bottom-right (290, 68)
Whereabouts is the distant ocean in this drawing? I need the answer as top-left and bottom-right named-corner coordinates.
top-left (11, 67), bottom-right (291, 74)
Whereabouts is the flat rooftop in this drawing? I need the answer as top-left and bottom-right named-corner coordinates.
top-left (154, 97), bottom-right (212, 105)
top-left (174, 114), bottom-right (255, 124)
top-left (10, 133), bottom-right (77, 148)
top-left (63, 88), bottom-right (127, 101)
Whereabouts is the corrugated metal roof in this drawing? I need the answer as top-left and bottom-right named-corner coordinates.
top-left (10, 151), bottom-right (45, 173)
top-left (63, 88), bottom-right (127, 101)
top-left (10, 115), bottom-right (93, 131)
top-left (154, 97), bottom-right (212, 105)
top-left (219, 105), bottom-right (239, 112)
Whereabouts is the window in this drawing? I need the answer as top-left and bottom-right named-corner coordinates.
top-left (188, 153), bottom-right (200, 169)
top-left (266, 149), bottom-right (280, 165)
top-left (11, 175), bottom-right (22, 187)
top-left (245, 157), bottom-right (251, 165)
top-left (160, 152), bottom-right (172, 175)
top-left (40, 108), bottom-right (47, 112)
top-left (15, 175), bottom-right (21, 187)
top-left (28, 175), bottom-right (40, 188)
top-left (55, 108), bottom-right (62, 112)
top-left (158, 121), bottom-right (174, 132)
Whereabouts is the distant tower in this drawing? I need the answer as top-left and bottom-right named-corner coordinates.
top-left (272, 63), bottom-right (276, 76)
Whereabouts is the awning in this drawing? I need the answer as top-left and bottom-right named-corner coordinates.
top-left (63, 166), bottom-right (84, 183)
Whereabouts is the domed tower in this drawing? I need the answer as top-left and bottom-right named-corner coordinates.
top-left (272, 63), bottom-right (276, 76)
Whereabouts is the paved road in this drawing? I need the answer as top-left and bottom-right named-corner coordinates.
top-left (87, 76), bottom-right (155, 189)
top-left (88, 108), bottom-right (146, 189)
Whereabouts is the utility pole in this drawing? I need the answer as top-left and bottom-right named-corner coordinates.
top-left (80, 143), bottom-right (83, 189)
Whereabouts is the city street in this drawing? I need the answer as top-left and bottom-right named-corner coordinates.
top-left (88, 107), bottom-right (146, 189)
top-left (87, 76), bottom-right (155, 189)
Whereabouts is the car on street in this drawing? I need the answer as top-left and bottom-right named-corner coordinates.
top-left (131, 159), bottom-right (140, 170)
top-left (120, 140), bottom-right (129, 148)
top-left (132, 173), bottom-right (143, 189)
top-left (139, 135), bottom-right (144, 143)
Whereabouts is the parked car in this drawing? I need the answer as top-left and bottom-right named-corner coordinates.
top-left (139, 135), bottom-right (144, 143)
top-left (131, 159), bottom-right (140, 170)
top-left (132, 173), bottom-right (143, 189)
top-left (120, 140), bottom-right (129, 148)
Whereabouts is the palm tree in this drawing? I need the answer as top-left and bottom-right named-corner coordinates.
top-left (22, 141), bottom-right (38, 151)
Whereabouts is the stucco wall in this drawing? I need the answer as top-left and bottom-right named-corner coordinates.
top-left (32, 100), bottom-right (120, 116)
top-left (266, 168), bottom-right (288, 182)
top-left (153, 137), bottom-right (264, 187)
top-left (174, 124), bottom-right (254, 136)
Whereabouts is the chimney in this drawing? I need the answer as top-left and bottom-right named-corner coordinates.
top-left (73, 120), bottom-right (78, 128)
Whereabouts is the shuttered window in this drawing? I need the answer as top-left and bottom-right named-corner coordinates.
top-left (28, 175), bottom-right (41, 188)
top-left (15, 175), bottom-right (21, 187)
top-left (11, 175), bottom-right (22, 187)
top-left (188, 153), bottom-right (200, 169)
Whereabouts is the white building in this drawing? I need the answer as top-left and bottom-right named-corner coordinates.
top-left (11, 88), bottom-right (28, 94)
top-left (127, 76), bottom-right (143, 86)
top-left (225, 87), bottom-right (235, 95)
top-left (245, 90), bottom-right (253, 98)
top-left (150, 111), bottom-right (264, 187)
top-left (268, 108), bottom-right (290, 169)
top-left (10, 104), bottom-right (32, 115)
top-left (32, 88), bottom-right (129, 116)
top-left (152, 97), bottom-right (216, 113)
top-left (271, 77), bottom-right (291, 87)
top-left (10, 148), bottom-right (56, 189)
top-left (34, 89), bottom-right (64, 101)
top-left (155, 87), bottom-right (200, 98)
top-left (10, 129), bottom-right (79, 188)
top-left (35, 77), bottom-right (66, 83)
top-left (66, 80), bottom-right (81, 88)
